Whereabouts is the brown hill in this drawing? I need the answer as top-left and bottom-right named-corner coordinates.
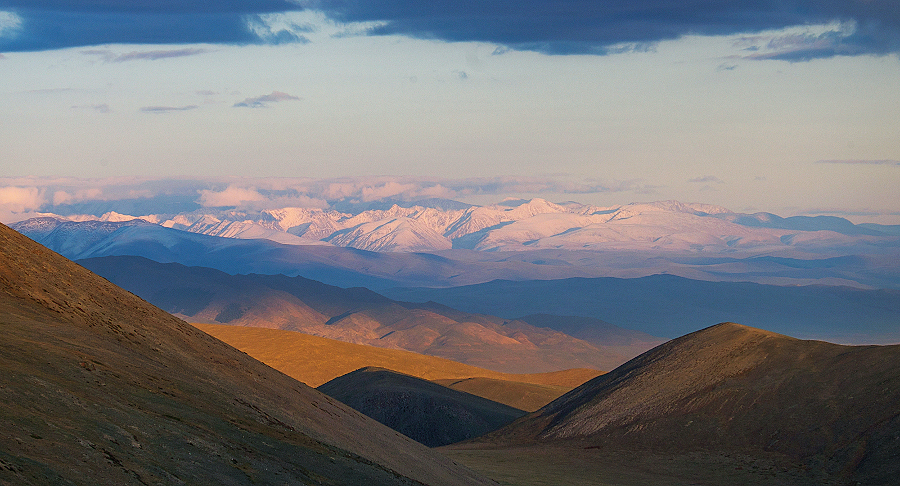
top-left (79, 255), bottom-right (655, 373)
top-left (433, 377), bottom-right (570, 414)
top-left (194, 323), bottom-right (602, 411)
top-left (318, 367), bottom-right (527, 447)
top-left (469, 322), bottom-right (900, 485)
top-left (0, 223), bottom-right (493, 486)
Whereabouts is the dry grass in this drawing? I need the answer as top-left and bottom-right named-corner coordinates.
top-left (440, 446), bottom-right (813, 486)
top-left (194, 323), bottom-right (602, 410)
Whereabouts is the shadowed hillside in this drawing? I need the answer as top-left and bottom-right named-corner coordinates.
top-left (0, 223), bottom-right (493, 486)
top-left (468, 322), bottom-right (900, 485)
top-left (319, 367), bottom-right (527, 447)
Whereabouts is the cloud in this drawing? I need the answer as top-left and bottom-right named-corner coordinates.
top-left (312, 0), bottom-right (900, 57)
top-left (0, 186), bottom-right (45, 211)
top-left (103, 48), bottom-right (210, 62)
top-left (3, 175), bottom-right (660, 217)
top-left (816, 159), bottom-right (900, 166)
top-left (688, 176), bottom-right (725, 184)
top-left (359, 181), bottom-right (420, 201)
top-left (139, 105), bottom-right (199, 113)
top-left (0, 11), bottom-right (22, 39)
top-left (51, 187), bottom-right (103, 205)
top-left (733, 23), bottom-right (886, 61)
top-left (197, 186), bottom-right (268, 207)
top-left (72, 103), bottom-right (112, 113)
top-left (233, 91), bottom-right (300, 108)
top-left (0, 185), bottom-right (52, 223)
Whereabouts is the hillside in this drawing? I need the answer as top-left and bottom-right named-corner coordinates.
top-left (0, 222), bottom-right (493, 486)
top-left (194, 323), bottom-right (602, 411)
top-left (468, 323), bottom-right (900, 485)
top-left (318, 367), bottom-right (527, 447)
top-left (79, 255), bottom-right (653, 373)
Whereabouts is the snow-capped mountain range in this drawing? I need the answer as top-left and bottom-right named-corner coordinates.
top-left (18, 198), bottom-right (900, 254)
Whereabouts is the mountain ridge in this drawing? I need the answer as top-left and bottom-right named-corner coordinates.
top-left (0, 222), bottom-right (495, 485)
top-left (468, 322), bottom-right (900, 485)
top-left (78, 255), bottom-right (659, 373)
top-left (19, 198), bottom-right (899, 254)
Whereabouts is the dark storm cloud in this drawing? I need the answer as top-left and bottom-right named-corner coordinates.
top-left (312, 0), bottom-right (900, 57)
top-left (0, 0), bottom-right (303, 51)
top-left (1, 0), bottom-right (296, 15)
top-left (1, 0), bottom-right (897, 57)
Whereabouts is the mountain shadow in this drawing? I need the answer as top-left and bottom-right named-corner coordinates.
top-left (319, 367), bottom-right (527, 447)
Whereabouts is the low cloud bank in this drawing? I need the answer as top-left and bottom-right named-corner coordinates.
top-left (1, 175), bottom-right (894, 225)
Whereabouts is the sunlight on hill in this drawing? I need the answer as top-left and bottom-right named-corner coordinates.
top-left (194, 323), bottom-right (603, 411)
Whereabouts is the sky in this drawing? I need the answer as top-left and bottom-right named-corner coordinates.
top-left (0, 1), bottom-right (898, 223)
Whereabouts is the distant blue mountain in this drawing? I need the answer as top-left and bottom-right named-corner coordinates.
top-left (383, 276), bottom-right (900, 344)
top-left (719, 212), bottom-right (886, 236)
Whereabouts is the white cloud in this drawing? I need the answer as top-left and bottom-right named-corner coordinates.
top-left (0, 186), bottom-right (47, 222)
top-left (0, 175), bottom-right (663, 218)
top-left (0, 11), bottom-right (22, 39)
top-left (360, 181), bottom-right (418, 201)
top-left (52, 187), bottom-right (104, 205)
top-left (197, 186), bottom-right (268, 207)
top-left (246, 11), bottom-right (388, 44)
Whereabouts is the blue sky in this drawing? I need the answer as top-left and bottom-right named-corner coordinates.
top-left (0, 1), bottom-right (898, 223)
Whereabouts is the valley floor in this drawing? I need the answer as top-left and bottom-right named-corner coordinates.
top-left (440, 445), bottom-right (839, 486)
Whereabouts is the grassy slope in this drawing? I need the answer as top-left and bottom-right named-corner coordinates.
top-left (194, 323), bottom-right (602, 411)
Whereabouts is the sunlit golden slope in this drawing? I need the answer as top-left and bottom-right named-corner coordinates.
top-left (194, 323), bottom-right (602, 411)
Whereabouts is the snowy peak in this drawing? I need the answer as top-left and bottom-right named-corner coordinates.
top-left (16, 198), bottom-right (895, 254)
top-left (606, 200), bottom-right (733, 222)
top-left (326, 217), bottom-right (452, 252)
